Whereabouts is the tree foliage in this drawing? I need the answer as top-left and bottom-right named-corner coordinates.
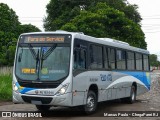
top-left (61, 3), bottom-right (146, 48)
top-left (44, 0), bottom-right (146, 49)
top-left (0, 3), bottom-right (41, 66)
top-left (0, 3), bottom-right (20, 33)
top-left (149, 54), bottom-right (160, 67)
top-left (44, 0), bottom-right (142, 30)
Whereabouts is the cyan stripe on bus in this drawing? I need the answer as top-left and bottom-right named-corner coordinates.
top-left (15, 82), bottom-right (36, 94)
top-left (115, 71), bottom-right (151, 90)
top-left (20, 87), bottom-right (36, 94)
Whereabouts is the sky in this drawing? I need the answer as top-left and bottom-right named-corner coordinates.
top-left (0, 0), bottom-right (50, 30)
top-left (0, 0), bottom-right (160, 59)
top-left (127, 0), bottom-right (160, 59)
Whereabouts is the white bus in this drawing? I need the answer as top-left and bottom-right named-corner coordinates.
top-left (13, 31), bottom-right (151, 114)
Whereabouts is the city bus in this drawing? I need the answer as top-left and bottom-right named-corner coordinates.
top-left (12, 30), bottom-right (151, 114)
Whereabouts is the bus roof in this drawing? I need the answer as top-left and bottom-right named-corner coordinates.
top-left (75, 33), bottom-right (149, 54)
top-left (20, 31), bottom-right (149, 54)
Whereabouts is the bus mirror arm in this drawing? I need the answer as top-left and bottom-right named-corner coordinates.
top-left (18, 53), bottom-right (22, 62)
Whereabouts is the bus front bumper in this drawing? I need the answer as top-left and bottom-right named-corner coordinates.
top-left (13, 91), bottom-right (73, 107)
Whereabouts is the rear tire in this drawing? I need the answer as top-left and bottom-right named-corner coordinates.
top-left (36, 105), bottom-right (51, 111)
top-left (127, 85), bottom-right (136, 104)
top-left (84, 91), bottom-right (97, 114)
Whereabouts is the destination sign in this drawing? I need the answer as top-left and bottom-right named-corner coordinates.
top-left (25, 36), bottom-right (64, 43)
top-left (19, 34), bottom-right (71, 44)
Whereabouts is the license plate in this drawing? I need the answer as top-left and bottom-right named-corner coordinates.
top-left (31, 100), bottom-right (42, 104)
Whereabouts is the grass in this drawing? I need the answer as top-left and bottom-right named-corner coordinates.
top-left (0, 74), bottom-right (12, 101)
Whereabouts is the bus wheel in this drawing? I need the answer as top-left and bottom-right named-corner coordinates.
top-left (84, 91), bottom-right (97, 114)
top-left (128, 85), bottom-right (136, 104)
top-left (35, 105), bottom-right (50, 111)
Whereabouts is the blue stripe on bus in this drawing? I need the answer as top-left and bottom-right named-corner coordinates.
top-left (20, 88), bottom-right (36, 94)
top-left (116, 71), bottom-right (151, 90)
top-left (15, 82), bottom-right (36, 94)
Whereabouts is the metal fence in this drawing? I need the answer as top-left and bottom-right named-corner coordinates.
top-left (0, 66), bottom-right (13, 75)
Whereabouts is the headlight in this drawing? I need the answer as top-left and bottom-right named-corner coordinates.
top-left (55, 83), bottom-right (69, 96)
top-left (13, 83), bottom-right (18, 92)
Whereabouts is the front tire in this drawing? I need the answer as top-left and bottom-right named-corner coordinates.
top-left (35, 105), bottom-right (51, 111)
top-left (84, 91), bottom-right (97, 114)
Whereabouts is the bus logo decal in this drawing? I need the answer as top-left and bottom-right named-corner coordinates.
top-left (107, 74), bottom-right (112, 81)
top-left (100, 74), bottom-right (112, 81)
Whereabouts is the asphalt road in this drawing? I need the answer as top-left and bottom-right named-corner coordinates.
top-left (0, 72), bottom-right (160, 120)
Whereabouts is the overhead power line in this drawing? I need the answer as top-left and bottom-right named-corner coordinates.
top-left (20, 17), bottom-right (43, 18)
top-left (144, 31), bottom-right (160, 33)
top-left (142, 24), bottom-right (160, 26)
top-left (143, 18), bottom-right (160, 20)
top-left (143, 15), bottom-right (160, 17)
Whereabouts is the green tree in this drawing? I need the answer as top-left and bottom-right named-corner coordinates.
top-left (0, 3), bottom-right (20, 33)
top-left (44, 0), bottom-right (81, 31)
top-left (18, 24), bottom-right (41, 34)
top-left (44, 0), bottom-right (146, 49)
top-left (0, 3), bottom-right (40, 66)
top-left (44, 0), bottom-right (142, 31)
top-left (149, 54), bottom-right (160, 67)
top-left (62, 3), bottom-right (146, 49)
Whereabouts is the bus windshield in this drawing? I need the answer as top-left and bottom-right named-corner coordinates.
top-left (15, 45), bottom-right (70, 81)
top-left (15, 34), bottom-right (71, 82)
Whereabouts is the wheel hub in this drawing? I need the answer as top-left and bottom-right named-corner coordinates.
top-left (132, 92), bottom-right (135, 101)
top-left (87, 96), bottom-right (95, 110)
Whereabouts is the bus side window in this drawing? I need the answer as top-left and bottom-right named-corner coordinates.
top-left (74, 49), bottom-right (86, 69)
top-left (90, 45), bottom-right (103, 69)
top-left (104, 47), bottom-right (109, 69)
top-left (116, 49), bottom-right (126, 70)
top-left (127, 51), bottom-right (135, 70)
top-left (108, 48), bottom-right (115, 69)
top-left (143, 54), bottom-right (149, 71)
top-left (136, 53), bottom-right (142, 70)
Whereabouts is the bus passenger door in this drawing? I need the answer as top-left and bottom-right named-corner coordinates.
top-left (107, 47), bottom-right (116, 100)
top-left (72, 47), bottom-right (87, 106)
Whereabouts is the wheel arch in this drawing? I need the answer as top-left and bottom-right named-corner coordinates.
top-left (132, 82), bottom-right (137, 94)
top-left (88, 84), bottom-right (98, 101)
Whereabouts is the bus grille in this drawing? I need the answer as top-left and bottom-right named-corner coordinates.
top-left (21, 96), bottom-right (52, 104)
top-left (18, 81), bottom-right (60, 88)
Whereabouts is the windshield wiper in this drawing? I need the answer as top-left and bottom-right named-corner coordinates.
top-left (28, 44), bottom-right (37, 60)
top-left (40, 44), bottom-right (57, 69)
top-left (27, 44), bottom-right (41, 81)
top-left (28, 44), bottom-right (40, 70)
top-left (43, 44), bottom-right (57, 60)
top-left (28, 44), bottom-right (41, 74)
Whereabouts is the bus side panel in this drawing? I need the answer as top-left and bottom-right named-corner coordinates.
top-left (72, 71), bottom-right (112, 105)
top-left (105, 71), bottom-right (150, 100)
top-left (72, 74), bottom-right (88, 106)
top-left (136, 72), bottom-right (150, 95)
top-left (136, 85), bottom-right (148, 96)
top-left (105, 72), bottom-right (132, 100)
top-left (143, 72), bottom-right (151, 90)
top-left (116, 86), bottom-right (128, 99)
top-left (72, 71), bottom-right (150, 106)
top-left (122, 71), bottom-right (150, 95)
top-left (107, 89), bottom-right (112, 100)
